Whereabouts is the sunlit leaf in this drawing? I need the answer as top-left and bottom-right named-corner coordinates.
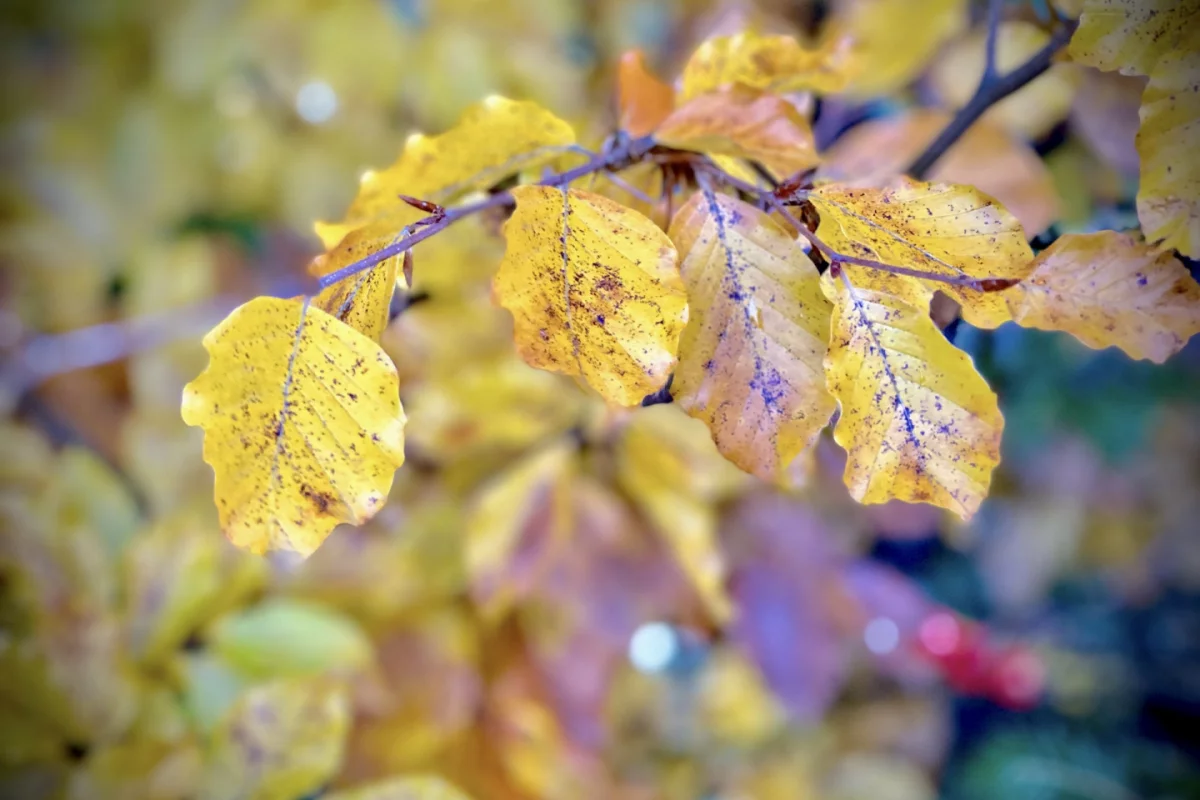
top-left (933, 21), bottom-right (1080, 139)
top-left (823, 270), bottom-right (1004, 518)
top-left (1136, 39), bottom-right (1200, 257)
top-left (821, 109), bottom-right (1060, 235)
top-left (616, 404), bottom-right (747, 622)
top-left (199, 678), bottom-right (349, 800)
top-left (668, 189), bottom-right (834, 482)
top-left (655, 88), bottom-right (820, 180)
top-left (494, 186), bottom-right (687, 406)
top-left (1005, 231), bottom-right (1200, 362)
top-left (838, 0), bottom-right (968, 97)
top-left (679, 29), bottom-right (857, 101)
top-left (309, 222), bottom-right (405, 342)
top-left (617, 50), bottom-right (674, 137)
top-left (181, 297), bottom-right (406, 556)
top-left (1069, 0), bottom-right (1200, 77)
top-left (324, 776), bottom-right (474, 800)
top-left (808, 179), bottom-right (1033, 328)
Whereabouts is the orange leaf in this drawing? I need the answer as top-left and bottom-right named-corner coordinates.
top-left (617, 50), bottom-right (674, 137)
top-left (656, 89), bottom-right (820, 180)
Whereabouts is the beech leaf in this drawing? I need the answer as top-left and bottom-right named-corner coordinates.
top-left (494, 185), bottom-right (687, 406)
top-left (1005, 231), bottom-right (1200, 362)
top-left (838, 0), bottom-right (968, 97)
top-left (308, 222), bottom-right (405, 341)
top-left (655, 89), bottom-right (821, 180)
top-left (808, 179), bottom-right (1033, 327)
top-left (668, 189), bottom-right (835, 482)
top-left (679, 29), bottom-right (857, 101)
top-left (617, 50), bottom-right (675, 137)
top-left (823, 270), bottom-right (1004, 519)
top-left (181, 297), bottom-right (406, 556)
top-left (1069, 0), bottom-right (1200, 77)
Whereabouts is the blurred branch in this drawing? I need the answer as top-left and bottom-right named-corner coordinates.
top-left (907, 11), bottom-right (1078, 178)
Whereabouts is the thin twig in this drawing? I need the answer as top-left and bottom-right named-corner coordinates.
top-left (316, 134), bottom-right (658, 291)
top-left (907, 15), bottom-right (1078, 178)
top-left (982, 0), bottom-right (1003, 81)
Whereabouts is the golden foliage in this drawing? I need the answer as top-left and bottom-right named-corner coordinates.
top-left (1005, 231), bottom-right (1200, 362)
top-left (616, 50), bottom-right (675, 137)
top-left (1069, 0), bottom-right (1200, 77)
top-left (668, 189), bottom-right (834, 482)
top-left (823, 270), bottom-right (1004, 519)
top-left (182, 298), bottom-right (406, 555)
top-left (679, 29), bottom-right (857, 101)
top-left (837, 0), bottom-right (968, 96)
top-left (494, 186), bottom-right (687, 406)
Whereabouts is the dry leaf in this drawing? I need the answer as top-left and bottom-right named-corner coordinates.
top-left (1005, 231), bottom-right (1200, 362)
top-left (679, 29), bottom-right (857, 101)
top-left (656, 89), bottom-right (820, 180)
top-left (668, 189), bottom-right (834, 482)
top-left (1069, 0), bottom-right (1200, 77)
top-left (494, 186), bottom-right (687, 406)
top-left (309, 222), bottom-right (405, 342)
top-left (808, 179), bottom-right (1033, 328)
top-left (182, 297), bottom-right (406, 556)
top-left (617, 50), bottom-right (675, 137)
top-left (823, 270), bottom-right (1004, 519)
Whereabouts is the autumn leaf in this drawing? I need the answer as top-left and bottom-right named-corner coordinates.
top-left (181, 297), bottom-right (406, 556)
top-left (199, 678), bottom-right (349, 800)
top-left (823, 270), bottom-right (1004, 519)
top-left (308, 222), bottom-right (406, 342)
top-left (679, 29), bottom-right (857, 101)
top-left (1136, 40), bottom-right (1200, 257)
top-left (808, 179), bottom-right (1033, 328)
top-left (668, 189), bottom-right (834, 482)
top-left (1069, 0), bottom-right (1200, 77)
top-left (837, 0), bottom-right (968, 97)
top-left (820, 109), bottom-right (1060, 235)
top-left (493, 186), bottom-right (687, 406)
top-left (1004, 231), bottom-right (1200, 362)
top-left (616, 404), bottom-right (747, 623)
top-left (655, 89), bottom-right (821, 180)
top-left (617, 50), bottom-right (674, 137)
top-left (324, 776), bottom-right (474, 800)
top-left (932, 21), bottom-right (1080, 139)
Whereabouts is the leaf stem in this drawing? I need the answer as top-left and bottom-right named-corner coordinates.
top-left (906, 14), bottom-right (1078, 178)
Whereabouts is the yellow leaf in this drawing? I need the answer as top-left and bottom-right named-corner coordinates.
top-left (494, 186), bottom-right (687, 406)
top-left (838, 0), bottom-right (968, 97)
top-left (823, 270), bottom-right (1004, 519)
top-left (1005, 231), bottom-right (1200, 362)
top-left (65, 741), bottom-right (202, 800)
top-left (821, 109), bottom-right (1060, 235)
top-left (617, 50), bottom-right (675, 137)
top-left (668, 189), bottom-right (835, 482)
top-left (932, 21), bottom-right (1080, 139)
top-left (340, 96), bottom-right (576, 226)
top-left (808, 179), bottom-right (1034, 328)
top-left (616, 405), bottom-right (747, 623)
top-left (325, 776), bottom-right (474, 800)
top-left (655, 89), bottom-right (821, 180)
top-left (679, 29), bottom-right (857, 101)
top-left (182, 297), bottom-right (406, 556)
top-left (465, 442), bottom-right (576, 621)
top-left (308, 222), bottom-right (405, 342)
top-left (1069, 0), bottom-right (1200, 77)
top-left (199, 678), bottom-right (349, 800)
top-left (1136, 39), bottom-right (1200, 257)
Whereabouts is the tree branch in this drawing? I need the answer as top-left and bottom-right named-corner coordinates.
top-left (316, 134), bottom-right (658, 291)
top-left (907, 15), bottom-right (1078, 179)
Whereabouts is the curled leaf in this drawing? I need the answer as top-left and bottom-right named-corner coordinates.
top-left (823, 271), bottom-right (1004, 519)
top-left (668, 189), bottom-right (834, 482)
top-left (494, 186), bottom-right (687, 406)
top-left (182, 297), bottom-right (406, 556)
top-left (308, 223), bottom-right (405, 341)
top-left (680, 29), bottom-right (857, 101)
top-left (808, 179), bottom-right (1033, 327)
top-left (1005, 231), bottom-right (1200, 362)
top-left (655, 89), bottom-right (821, 180)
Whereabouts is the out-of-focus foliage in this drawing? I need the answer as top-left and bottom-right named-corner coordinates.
top-left (3, 1), bottom-right (1200, 800)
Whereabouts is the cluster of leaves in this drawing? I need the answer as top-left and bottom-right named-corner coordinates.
top-left (184, 0), bottom-right (1200, 558)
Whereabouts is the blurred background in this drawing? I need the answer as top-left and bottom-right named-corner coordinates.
top-left (2, 1), bottom-right (1199, 799)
